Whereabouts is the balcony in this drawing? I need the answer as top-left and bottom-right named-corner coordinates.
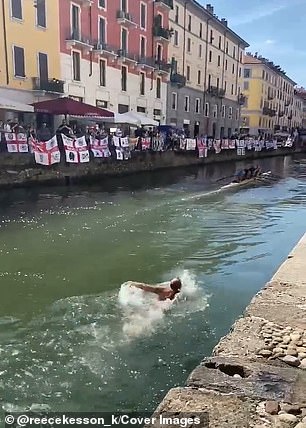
top-left (207, 86), bottom-right (225, 98)
top-left (170, 73), bottom-right (186, 87)
top-left (66, 31), bottom-right (94, 53)
top-left (238, 94), bottom-right (246, 105)
top-left (73, 0), bottom-right (93, 5)
top-left (93, 42), bottom-right (117, 58)
top-left (153, 25), bottom-right (172, 42)
top-left (136, 56), bottom-right (156, 70)
top-left (116, 10), bottom-right (137, 27)
top-left (32, 77), bottom-right (64, 94)
top-left (155, 60), bottom-right (171, 75)
top-left (154, 0), bottom-right (173, 9)
top-left (267, 94), bottom-right (274, 100)
top-left (116, 49), bottom-right (138, 64)
top-left (263, 107), bottom-right (276, 117)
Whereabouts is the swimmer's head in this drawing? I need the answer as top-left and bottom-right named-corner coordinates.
top-left (170, 278), bottom-right (182, 292)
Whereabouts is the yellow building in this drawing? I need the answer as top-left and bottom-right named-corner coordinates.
top-left (241, 53), bottom-right (297, 136)
top-left (0, 0), bottom-right (62, 118)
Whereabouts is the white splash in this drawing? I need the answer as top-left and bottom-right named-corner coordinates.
top-left (118, 270), bottom-right (203, 339)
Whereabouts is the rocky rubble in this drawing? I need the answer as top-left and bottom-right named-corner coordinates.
top-left (257, 321), bottom-right (306, 368)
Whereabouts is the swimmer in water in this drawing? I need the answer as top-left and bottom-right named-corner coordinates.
top-left (131, 278), bottom-right (182, 301)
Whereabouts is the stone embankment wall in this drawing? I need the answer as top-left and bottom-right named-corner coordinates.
top-left (0, 146), bottom-right (304, 190)
top-left (151, 234), bottom-right (306, 427)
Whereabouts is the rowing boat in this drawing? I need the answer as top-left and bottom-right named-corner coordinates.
top-left (220, 172), bottom-right (272, 190)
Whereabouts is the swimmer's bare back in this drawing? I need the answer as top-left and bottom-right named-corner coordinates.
top-left (129, 282), bottom-right (176, 301)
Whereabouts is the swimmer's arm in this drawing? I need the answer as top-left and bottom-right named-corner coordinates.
top-left (132, 283), bottom-right (161, 294)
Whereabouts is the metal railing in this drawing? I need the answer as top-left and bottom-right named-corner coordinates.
top-left (32, 77), bottom-right (64, 93)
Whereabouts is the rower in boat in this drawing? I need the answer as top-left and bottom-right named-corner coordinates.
top-left (233, 165), bottom-right (261, 183)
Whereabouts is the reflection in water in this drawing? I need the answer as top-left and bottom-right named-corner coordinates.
top-left (0, 155), bottom-right (306, 413)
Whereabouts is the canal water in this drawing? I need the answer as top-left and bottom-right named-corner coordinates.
top-left (1, 155), bottom-right (306, 413)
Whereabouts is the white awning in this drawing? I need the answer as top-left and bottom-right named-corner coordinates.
top-left (0, 96), bottom-right (34, 113)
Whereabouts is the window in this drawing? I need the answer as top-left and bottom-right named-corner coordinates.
top-left (204, 102), bottom-right (209, 117)
top-left (199, 23), bottom-right (202, 38)
top-left (11, 0), bottom-right (22, 19)
top-left (218, 36), bottom-right (222, 50)
top-left (217, 55), bottom-right (221, 66)
top-left (199, 44), bottom-right (202, 58)
top-left (210, 29), bottom-right (213, 43)
top-left (156, 44), bottom-right (162, 61)
top-left (137, 106), bottom-right (146, 113)
top-left (156, 77), bottom-right (161, 99)
top-left (171, 92), bottom-right (177, 110)
top-left (118, 104), bottom-right (129, 113)
top-left (96, 100), bottom-right (108, 108)
top-left (121, 66), bottom-right (127, 91)
top-left (222, 105), bottom-right (226, 118)
top-left (38, 52), bottom-right (48, 81)
top-left (244, 68), bottom-right (251, 78)
top-left (233, 46), bottom-right (236, 59)
top-left (36, 0), bottom-right (46, 28)
top-left (195, 98), bottom-right (201, 114)
top-left (140, 72), bottom-right (145, 95)
top-left (213, 104), bottom-right (218, 118)
top-left (13, 46), bottom-right (25, 77)
top-left (175, 5), bottom-right (179, 23)
top-left (226, 41), bottom-right (228, 53)
top-left (216, 77), bottom-right (219, 89)
top-left (228, 107), bottom-right (233, 119)
top-left (140, 3), bottom-right (146, 29)
top-left (174, 30), bottom-right (179, 46)
top-left (184, 96), bottom-right (190, 112)
top-left (99, 0), bottom-right (105, 7)
top-left (243, 81), bottom-right (249, 90)
top-left (71, 5), bottom-right (80, 39)
top-left (188, 14), bottom-right (191, 31)
top-left (140, 36), bottom-right (146, 58)
top-left (99, 17), bottom-right (106, 44)
top-left (99, 59), bottom-right (106, 86)
top-left (225, 59), bottom-right (228, 71)
top-left (224, 81), bottom-right (227, 93)
top-left (207, 74), bottom-right (211, 89)
top-left (262, 70), bottom-right (265, 80)
top-left (121, 28), bottom-right (127, 52)
top-left (154, 109), bottom-right (161, 116)
top-left (186, 65), bottom-right (190, 81)
top-left (232, 63), bottom-right (235, 74)
top-left (72, 51), bottom-right (80, 81)
top-left (121, 0), bottom-right (127, 12)
top-left (209, 50), bottom-right (212, 62)
top-left (236, 108), bottom-right (239, 121)
top-left (239, 67), bottom-right (241, 77)
top-left (197, 70), bottom-right (201, 85)
top-left (187, 38), bottom-right (191, 53)
top-left (231, 84), bottom-right (234, 95)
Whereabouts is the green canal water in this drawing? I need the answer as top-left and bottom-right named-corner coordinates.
top-left (1, 155), bottom-right (306, 413)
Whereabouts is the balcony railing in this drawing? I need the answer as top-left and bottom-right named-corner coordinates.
top-left (267, 94), bottom-right (274, 100)
top-left (153, 25), bottom-right (172, 41)
top-left (263, 107), bottom-right (276, 117)
top-left (154, 0), bottom-right (173, 9)
top-left (32, 77), bottom-right (64, 93)
top-left (116, 10), bottom-right (136, 26)
top-left (117, 49), bottom-right (137, 63)
top-left (170, 73), bottom-right (186, 87)
top-left (155, 60), bottom-right (171, 73)
top-left (66, 31), bottom-right (94, 51)
top-left (93, 42), bottom-right (117, 57)
top-left (207, 86), bottom-right (225, 98)
top-left (137, 56), bottom-right (156, 69)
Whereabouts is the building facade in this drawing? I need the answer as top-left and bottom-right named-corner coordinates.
top-left (241, 53), bottom-right (300, 136)
top-left (166, 1), bottom-right (249, 138)
top-left (59, 0), bottom-right (171, 122)
top-left (0, 0), bottom-right (62, 112)
top-left (295, 88), bottom-right (306, 129)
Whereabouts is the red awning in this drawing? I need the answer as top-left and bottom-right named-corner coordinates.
top-left (32, 97), bottom-right (114, 118)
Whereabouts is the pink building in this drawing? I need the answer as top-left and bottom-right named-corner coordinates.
top-left (59, 0), bottom-right (173, 122)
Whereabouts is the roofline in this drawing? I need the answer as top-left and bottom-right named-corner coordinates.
top-left (178, 0), bottom-right (249, 48)
top-left (244, 57), bottom-right (297, 85)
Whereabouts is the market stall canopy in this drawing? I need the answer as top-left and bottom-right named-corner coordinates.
top-left (32, 97), bottom-right (114, 118)
top-left (0, 96), bottom-right (34, 113)
top-left (113, 112), bottom-right (139, 125)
